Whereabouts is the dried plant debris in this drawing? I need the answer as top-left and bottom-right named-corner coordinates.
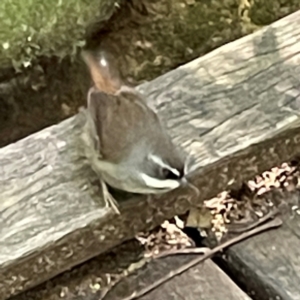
top-left (135, 217), bottom-right (194, 259)
top-left (205, 161), bottom-right (300, 237)
top-left (138, 161), bottom-right (300, 253)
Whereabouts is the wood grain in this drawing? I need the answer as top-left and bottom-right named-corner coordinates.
top-left (103, 257), bottom-right (251, 300)
top-left (214, 189), bottom-right (300, 300)
top-left (2, 9), bottom-right (300, 300)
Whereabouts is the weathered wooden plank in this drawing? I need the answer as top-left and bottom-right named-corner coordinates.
top-left (2, 9), bottom-right (300, 300)
top-left (103, 256), bottom-right (252, 300)
top-left (212, 189), bottom-right (300, 300)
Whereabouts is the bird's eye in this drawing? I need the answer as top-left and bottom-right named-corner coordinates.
top-left (161, 168), bottom-right (181, 180)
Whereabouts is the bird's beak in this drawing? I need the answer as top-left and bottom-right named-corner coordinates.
top-left (181, 177), bottom-right (200, 198)
top-left (180, 177), bottom-right (188, 185)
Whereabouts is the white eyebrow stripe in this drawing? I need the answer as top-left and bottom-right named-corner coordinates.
top-left (148, 154), bottom-right (180, 177)
top-left (140, 173), bottom-right (180, 190)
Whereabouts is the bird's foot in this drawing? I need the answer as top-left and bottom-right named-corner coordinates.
top-left (100, 180), bottom-right (120, 215)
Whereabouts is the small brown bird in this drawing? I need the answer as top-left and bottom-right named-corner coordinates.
top-left (80, 49), bottom-right (189, 214)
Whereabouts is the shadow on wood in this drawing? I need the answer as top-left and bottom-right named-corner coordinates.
top-left (2, 9), bottom-right (300, 300)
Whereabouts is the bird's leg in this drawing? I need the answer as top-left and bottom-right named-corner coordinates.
top-left (100, 179), bottom-right (120, 215)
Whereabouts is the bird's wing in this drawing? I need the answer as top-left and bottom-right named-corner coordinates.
top-left (87, 89), bottom-right (160, 163)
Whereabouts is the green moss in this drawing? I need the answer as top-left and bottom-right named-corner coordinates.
top-left (0, 0), bottom-right (118, 71)
top-left (249, 0), bottom-right (300, 25)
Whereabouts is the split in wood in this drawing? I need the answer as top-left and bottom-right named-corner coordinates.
top-left (101, 210), bottom-right (282, 300)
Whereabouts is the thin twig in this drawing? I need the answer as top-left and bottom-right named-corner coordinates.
top-left (122, 217), bottom-right (283, 300)
top-left (226, 208), bottom-right (279, 233)
top-left (153, 247), bottom-right (211, 259)
top-left (153, 208), bottom-right (278, 259)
